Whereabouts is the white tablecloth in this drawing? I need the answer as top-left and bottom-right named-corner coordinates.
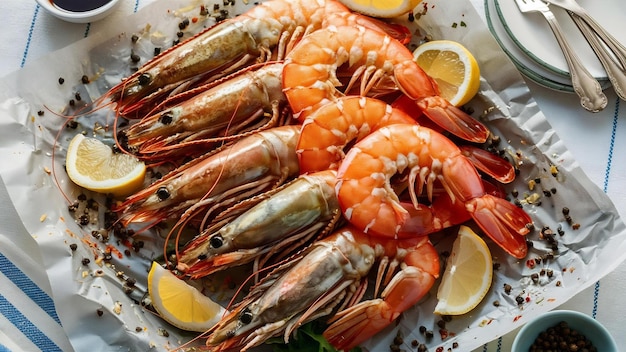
top-left (1, 1), bottom-right (625, 351)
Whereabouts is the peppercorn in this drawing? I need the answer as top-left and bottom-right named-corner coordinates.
top-left (81, 75), bottom-right (90, 84)
top-left (529, 321), bottom-right (596, 352)
top-left (81, 258), bottom-right (90, 266)
top-left (58, 77), bottom-right (65, 84)
top-left (37, 110), bottom-right (44, 116)
top-left (96, 308), bottom-right (104, 316)
top-left (69, 243), bottom-right (78, 251)
top-left (504, 283), bottom-right (512, 294)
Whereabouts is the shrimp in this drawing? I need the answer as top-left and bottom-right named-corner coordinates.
top-left (115, 125), bottom-right (300, 228)
top-left (203, 225), bottom-right (439, 352)
top-left (298, 95), bottom-right (515, 182)
top-left (393, 94), bottom-right (516, 184)
top-left (106, 0), bottom-right (410, 114)
top-left (176, 170), bottom-right (341, 279)
top-left (120, 63), bottom-right (288, 160)
top-left (335, 123), bottom-right (532, 258)
top-left (297, 96), bottom-right (417, 174)
top-left (282, 25), bottom-right (490, 143)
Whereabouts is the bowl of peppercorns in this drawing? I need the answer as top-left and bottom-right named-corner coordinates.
top-left (511, 310), bottom-right (617, 352)
top-left (35, 0), bottom-right (121, 23)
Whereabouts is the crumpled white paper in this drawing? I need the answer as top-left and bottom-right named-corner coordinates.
top-left (1, 1), bottom-right (626, 351)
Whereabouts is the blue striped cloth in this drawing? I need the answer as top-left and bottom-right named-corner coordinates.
top-left (0, 180), bottom-right (72, 352)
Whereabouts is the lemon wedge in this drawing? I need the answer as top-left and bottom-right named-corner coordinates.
top-left (338, 0), bottom-right (421, 18)
top-left (434, 225), bottom-right (493, 315)
top-left (65, 133), bottom-right (145, 197)
top-left (147, 262), bottom-right (227, 332)
top-left (413, 40), bottom-right (481, 106)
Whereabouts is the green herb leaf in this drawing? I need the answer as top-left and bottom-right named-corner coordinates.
top-left (267, 321), bottom-right (361, 352)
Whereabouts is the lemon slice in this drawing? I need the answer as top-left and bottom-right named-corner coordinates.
top-left (338, 0), bottom-right (422, 18)
top-left (413, 40), bottom-right (481, 106)
top-left (65, 133), bottom-right (146, 197)
top-left (147, 262), bottom-right (227, 332)
top-left (434, 226), bottom-right (493, 315)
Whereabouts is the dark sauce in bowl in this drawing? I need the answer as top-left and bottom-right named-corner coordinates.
top-left (50, 0), bottom-right (113, 12)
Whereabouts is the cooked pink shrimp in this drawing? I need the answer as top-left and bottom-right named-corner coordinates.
top-left (335, 123), bottom-right (532, 258)
top-left (282, 25), bottom-right (489, 143)
top-left (297, 96), bottom-right (417, 174)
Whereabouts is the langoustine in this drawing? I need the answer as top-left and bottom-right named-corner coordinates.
top-left (106, 0), bottom-right (410, 115)
top-left (115, 125), bottom-right (300, 228)
top-left (203, 225), bottom-right (439, 352)
top-left (176, 170), bottom-right (341, 279)
top-left (120, 62), bottom-right (288, 161)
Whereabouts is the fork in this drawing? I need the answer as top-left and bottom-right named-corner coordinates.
top-left (569, 14), bottom-right (626, 100)
top-left (513, 0), bottom-right (607, 112)
top-left (543, 0), bottom-right (626, 69)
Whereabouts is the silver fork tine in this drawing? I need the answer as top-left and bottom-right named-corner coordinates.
top-left (513, 0), bottom-right (607, 112)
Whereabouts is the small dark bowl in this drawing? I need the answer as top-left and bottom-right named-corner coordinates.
top-left (35, 0), bottom-right (121, 23)
top-left (512, 310), bottom-right (617, 351)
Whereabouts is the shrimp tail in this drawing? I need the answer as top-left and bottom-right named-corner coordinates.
top-left (467, 194), bottom-right (532, 258)
top-left (416, 96), bottom-right (489, 143)
top-left (460, 145), bottom-right (516, 184)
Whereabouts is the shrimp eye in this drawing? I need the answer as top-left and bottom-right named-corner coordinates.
top-left (138, 73), bottom-right (151, 86)
top-left (156, 187), bottom-right (170, 200)
top-left (239, 308), bottom-right (253, 324)
top-left (159, 113), bottom-right (173, 125)
top-left (209, 235), bottom-right (224, 248)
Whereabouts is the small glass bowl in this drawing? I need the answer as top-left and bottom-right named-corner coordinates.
top-left (35, 0), bottom-right (121, 23)
top-left (511, 310), bottom-right (617, 352)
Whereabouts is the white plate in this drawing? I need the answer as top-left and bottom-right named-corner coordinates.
top-left (494, 0), bottom-right (626, 80)
top-left (485, 0), bottom-right (577, 92)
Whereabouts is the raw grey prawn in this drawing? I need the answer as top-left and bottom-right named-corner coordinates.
top-left (202, 225), bottom-right (439, 352)
top-left (282, 24), bottom-right (490, 143)
top-left (176, 170), bottom-right (341, 279)
top-left (114, 125), bottom-right (300, 228)
top-left (336, 123), bottom-right (533, 258)
top-left (120, 63), bottom-right (288, 161)
top-left (105, 0), bottom-right (410, 114)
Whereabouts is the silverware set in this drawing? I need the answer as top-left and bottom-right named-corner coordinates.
top-left (513, 0), bottom-right (626, 112)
